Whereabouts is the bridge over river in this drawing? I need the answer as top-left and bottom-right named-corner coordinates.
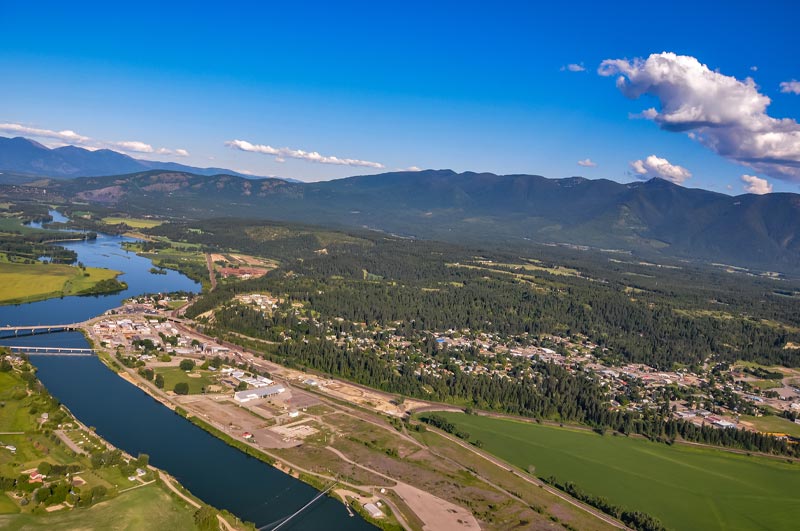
top-left (0, 323), bottom-right (84, 338)
top-left (4, 345), bottom-right (95, 357)
top-left (0, 322), bottom-right (94, 355)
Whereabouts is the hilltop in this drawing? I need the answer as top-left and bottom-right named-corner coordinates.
top-left (0, 136), bottom-right (287, 180)
top-left (8, 168), bottom-right (799, 275)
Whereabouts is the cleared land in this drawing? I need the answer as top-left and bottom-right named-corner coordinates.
top-left (0, 262), bottom-right (121, 304)
top-left (0, 484), bottom-right (198, 530)
top-left (738, 414), bottom-right (800, 437)
top-left (433, 412), bottom-right (800, 531)
top-left (102, 217), bottom-right (163, 229)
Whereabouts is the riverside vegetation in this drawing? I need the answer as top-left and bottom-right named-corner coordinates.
top-left (0, 349), bottom-right (230, 530)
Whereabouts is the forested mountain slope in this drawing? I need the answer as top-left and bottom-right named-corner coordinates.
top-left (14, 168), bottom-right (800, 274)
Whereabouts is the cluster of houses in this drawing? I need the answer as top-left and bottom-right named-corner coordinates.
top-left (236, 293), bottom-right (279, 311)
top-left (92, 317), bottom-right (190, 352)
top-left (221, 367), bottom-right (272, 388)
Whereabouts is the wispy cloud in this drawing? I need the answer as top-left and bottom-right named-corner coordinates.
top-left (630, 155), bottom-right (692, 184)
top-left (225, 139), bottom-right (384, 169)
top-left (740, 174), bottom-right (773, 194)
top-left (780, 80), bottom-right (800, 95)
top-left (0, 122), bottom-right (90, 144)
top-left (599, 52), bottom-right (800, 182)
top-left (561, 63), bottom-right (586, 72)
top-left (0, 121), bottom-right (189, 158)
top-left (577, 158), bottom-right (597, 167)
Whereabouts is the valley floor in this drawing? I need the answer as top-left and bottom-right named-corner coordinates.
top-left (428, 412), bottom-right (800, 531)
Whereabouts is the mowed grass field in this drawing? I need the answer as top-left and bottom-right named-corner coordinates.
top-left (0, 484), bottom-right (199, 529)
top-left (0, 262), bottom-right (120, 304)
top-left (433, 412), bottom-right (800, 531)
top-left (156, 366), bottom-right (216, 394)
top-left (102, 217), bottom-right (163, 229)
top-left (739, 414), bottom-right (800, 438)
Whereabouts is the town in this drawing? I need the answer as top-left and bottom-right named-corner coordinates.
top-left (91, 292), bottom-right (800, 450)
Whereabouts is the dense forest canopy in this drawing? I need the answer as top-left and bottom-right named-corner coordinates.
top-left (165, 218), bottom-right (800, 369)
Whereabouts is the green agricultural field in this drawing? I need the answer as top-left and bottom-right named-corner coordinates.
top-left (102, 216), bottom-right (163, 229)
top-left (156, 367), bottom-right (217, 394)
top-left (0, 262), bottom-right (122, 305)
top-left (0, 484), bottom-right (199, 530)
top-left (430, 412), bottom-right (800, 531)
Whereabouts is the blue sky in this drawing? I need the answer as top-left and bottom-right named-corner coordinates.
top-left (1, 1), bottom-right (799, 193)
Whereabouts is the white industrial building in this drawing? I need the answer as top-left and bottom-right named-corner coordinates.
top-left (234, 384), bottom-right (286, 403)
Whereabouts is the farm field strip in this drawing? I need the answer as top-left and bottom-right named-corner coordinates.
top-left (432, 412), bottom-right (800, 531)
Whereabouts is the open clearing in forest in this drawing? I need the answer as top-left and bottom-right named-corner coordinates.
top-left (102, 217), bottom-right (163, 229)
top-left (432, 412), bottom-right (800, 531)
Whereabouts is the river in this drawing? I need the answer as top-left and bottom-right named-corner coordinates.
top-left (0, 212), bottom-right (374, 530)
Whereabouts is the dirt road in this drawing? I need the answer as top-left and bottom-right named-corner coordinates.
top-left (205, 253), bottom-right (217, 290)
top-left (428, 428), bottom-right (630, 530)
top-left (326, 446), bottom-right (479, 531)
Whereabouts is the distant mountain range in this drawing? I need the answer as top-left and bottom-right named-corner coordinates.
top-left (17, 167), bottom-right (798, 275)
top-left (1, 135), bottom-right (798, 273)
top-left (0, 136), bottom-right (296, 180)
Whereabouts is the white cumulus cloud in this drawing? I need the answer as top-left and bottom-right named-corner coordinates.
top-left (740, 174), bottom-right (773, 194)
top-left (225, 139), bottom-right (384, 169)
top-left (114, 140), bottom-right (153, 153)
top-left (577, 158), bottom-right (597, 167)
top-left (155, 147), bottom-right (190, 157)
top-left (630, 154), bottom-right (692, 184)
top-left (780, 80), bottom-right (800, 95)
top-left (561, 63), bottom-right (586, 72)
top-left (599, 52), bottom-right (800, 182)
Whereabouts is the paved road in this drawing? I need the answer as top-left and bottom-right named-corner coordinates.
top-left (54, 430), bottom-right (87, 455)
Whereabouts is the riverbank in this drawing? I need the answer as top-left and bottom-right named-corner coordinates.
top-left (84, 327), bottom-right (387, 528)
top-left (0, 262), bottom-right (126, 306)
top-left (80, 305), bottom-right (632, 531)
top-left (0, 352), bottom-right (248, 530)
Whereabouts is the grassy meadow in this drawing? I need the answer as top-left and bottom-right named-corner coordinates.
top-left (739, 414), bottom-right (800, 438)
top-left (430, 412), bottom-right (800, 531)
top-left (0, 262), bottom-right (121, 305)
top-left (102, 217), bottom-right (163, 229)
